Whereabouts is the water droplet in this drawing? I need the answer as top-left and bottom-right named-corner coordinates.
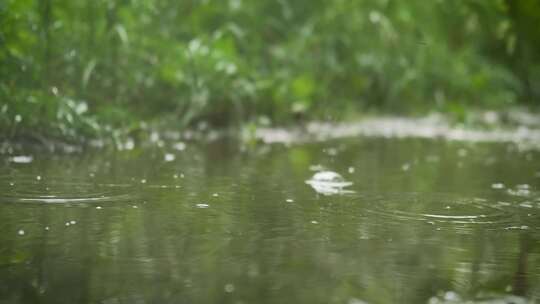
top-left (309, 164), bottom-right (326, 171)
top-left (505, 225), bottom-right (530, 230)
top-left (150, 132), bottom-right (160, 142)
top-left (324, 148), bottom-right (338, 156)
top-left (8, 155), bottom-right (33, 163)
top-left (348, 298), bottom-right (369, 304)
top-left (491, 183), bottom-right (505, 189)
top-left (164, 153), bottom-right (176, 162)
top-left (369, 10), bottom-right (381, 23)
top-left (508, 188), bottom-right (530, 197)
top-left (173, 142), bottom-right (186, 151)
top-left (123, 139), bottom-right (135, 150)
top-left (426, 155), bottom-right (440, 163)
top-left (224, 283), bottom-right (235, 293)
top-left (443, 291), bottom-right (461, 301)
top-left (519, 201), bottom-right (533, 208)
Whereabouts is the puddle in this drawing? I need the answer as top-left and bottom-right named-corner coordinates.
top-left (0, 135), bottom-right (539, 303)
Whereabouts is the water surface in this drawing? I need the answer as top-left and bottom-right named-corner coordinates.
top-left (1, 137), bottom-right (539, 303)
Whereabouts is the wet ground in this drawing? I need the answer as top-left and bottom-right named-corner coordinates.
top-left (0, 130), bottom-right (539, 303)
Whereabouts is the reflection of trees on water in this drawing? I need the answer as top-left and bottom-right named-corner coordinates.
top-left (0, 138), bottom-right (539, 303)
top-left (513, 232), bottom-right (530, 297)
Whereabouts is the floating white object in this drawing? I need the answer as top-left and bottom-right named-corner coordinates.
top-left (305, 171), bottom-right (353, 196)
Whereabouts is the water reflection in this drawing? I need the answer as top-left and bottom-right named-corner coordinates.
top-left (0, 137), bottom-right (539, 303)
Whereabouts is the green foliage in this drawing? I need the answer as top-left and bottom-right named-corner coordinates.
top-left (0, 0), bottom-right (538, 141)
top-left (0, 84), bottom-right (99, 141)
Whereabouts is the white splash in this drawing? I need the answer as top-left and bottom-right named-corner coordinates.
top-left (305, 171), bottom-right (354, 196)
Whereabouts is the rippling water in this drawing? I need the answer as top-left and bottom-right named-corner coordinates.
top-left (0, 137), bottom-right (539, 304)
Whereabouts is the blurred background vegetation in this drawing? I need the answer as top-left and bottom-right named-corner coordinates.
top-left (1, 0), bottom-right (540, 141)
